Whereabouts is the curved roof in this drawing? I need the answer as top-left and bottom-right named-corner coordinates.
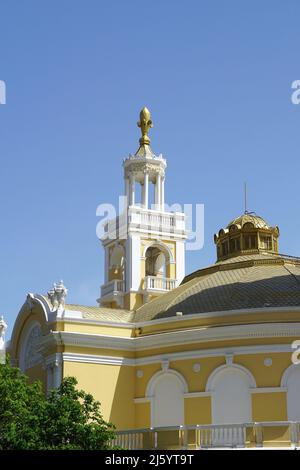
top-left (134, 253), bottom-right (300, 322)
top-left (226, 213), bottom-right (271, 229)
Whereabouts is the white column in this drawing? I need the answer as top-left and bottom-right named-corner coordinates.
top-left (142, 172), bottom-right (149, 209)
top-left (156, 173), bottom-right (161, 210)
top-left (161, 176), bottom-right (165, 211)
top-left (124, 177), bottom-right (130, 206)
top-left (129, 174), bottom-right (135, 206)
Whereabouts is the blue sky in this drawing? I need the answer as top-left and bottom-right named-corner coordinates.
top-left (1, 1), bottom-right (300, 336)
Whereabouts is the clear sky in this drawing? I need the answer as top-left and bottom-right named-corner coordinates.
top-left (1, 1), bottom-right (300, 336)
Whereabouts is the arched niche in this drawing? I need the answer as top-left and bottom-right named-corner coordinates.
top-left (281, 365), bottom-right (300, 421)
top-left (206, 365), bottom-right (255, 425)
top-left (109, 244), bottom-right (125, 280)
top-left (146, 370), bottom-right (187, 427)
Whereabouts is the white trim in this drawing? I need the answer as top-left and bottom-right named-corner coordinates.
top-left (281, 363), bottom-right (300, 388)
top-left (41, 338), bottom-right (294, 367)
top-left (134, 391), bottom-right (212, 403)
top-left (206, 364), bottom-right (257, 392)
top-left (142, 240), bottom-right (174, 264)
top-left (184, 391), bottom-right (211, 398)
top-left (250, 387), bottom-right (287, 394)
top-left (62, 352), bottom-right (132, 366)
top-left (63, 309), bottom-right (83, 319)
top-left (41, 323), bottom-right (300, 353)
top-left (61, 317), bottom-right (135, 328)
top-left (175, 240), bottom-right (185, 285)
top-left (134, 397), bottom-right (151, 404)
top-left (145, 368), bottom-right (188, 397)
top-left (48, 344), bottom-right (293, 367)
top-left (145, 368), bottom-right (187, 428)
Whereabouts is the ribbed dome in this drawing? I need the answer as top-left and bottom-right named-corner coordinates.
top-left (135, 253), bottom-right (300, 322)
top-left (227, 213), bottom-right (270, 230)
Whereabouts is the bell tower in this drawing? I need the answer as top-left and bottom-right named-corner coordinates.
top-left (99, 107), bottom-right (187, 310)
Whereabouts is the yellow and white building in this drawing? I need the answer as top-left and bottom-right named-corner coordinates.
top-left (8, 108), bottom-right (300, 449)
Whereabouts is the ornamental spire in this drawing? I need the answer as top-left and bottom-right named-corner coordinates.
top-left (137, 107), bottom-right (153, 147)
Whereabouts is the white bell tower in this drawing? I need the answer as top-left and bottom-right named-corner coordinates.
top-left (99, 107), bottom-right (186, 310)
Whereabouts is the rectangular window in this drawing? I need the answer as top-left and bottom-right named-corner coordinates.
top-left (260, 236), bottom-right (272, 250)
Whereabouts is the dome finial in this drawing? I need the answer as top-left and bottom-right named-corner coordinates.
top-left (137, 107), bottom-right (153, 147)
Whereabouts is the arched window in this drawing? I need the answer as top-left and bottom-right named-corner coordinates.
top-left (207, 366), bottom-right (254, 424)
top-left (147, 371), bottom-right (186, 427)
top-left (145, 247), bottom-right (167, 277)
top-left (20, 322), bottom-right (43, 372)
top-left (110, 245), bottom-right (125, 280)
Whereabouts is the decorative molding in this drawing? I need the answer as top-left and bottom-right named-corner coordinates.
top-left (184, 391), bottom-right (211, 398)
top-left (47, 281), bottom-right (68, 311)
top-left (251, 387), bottom-right (287, 394)
top-left (145, 368), bottom-right (188, 397)
top-left (134, 397), bottom-right (151, 404)
top-left (40, 323), bottom-right (300, 353)
top-left (192, 363), bottom-right (201, 373)
top-left (264, 358), bottom-right (273, 367)
top-left (62, 352), bottom-right (132, 366)
top-left (161, 358), bottom-right (169, 372)
top-left (281, 363), bottom-right (300, 388)
top-left (206, 364), bottom-right (257, 392)
top-left (40, 341), bottom-right (294, 368)
top-left (225, 353), bottom-right (234, 365)
top-left (20, 321), bottom-right (43, 372)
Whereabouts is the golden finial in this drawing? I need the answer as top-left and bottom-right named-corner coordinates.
top-left (137, 107), bottom-right (153, 146)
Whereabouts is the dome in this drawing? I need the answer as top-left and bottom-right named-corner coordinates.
top-left (135, 253), bottom-right (300, 322)
top-left (214, 211), bottom-right (280, 262)
top-left (226, 213), bottom-right (270, 230)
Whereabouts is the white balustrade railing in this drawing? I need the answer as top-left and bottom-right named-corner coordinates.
top-left (197, 424), bottom-right (246, 448)
top-left (101, 279), bottom-right (125, 297)
top-left (139, 211), bottom-right (176, 228)
top-left (144, 276), bottom-right (176, 291)
top-left (110, 422), bottom-right (300, 450)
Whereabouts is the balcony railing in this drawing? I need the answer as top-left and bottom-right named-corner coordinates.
top-left (101, 279), bottom-right (125, 298)
top-left (111, 422), bottom-right (300, 450)
top-left (102, 207), bottom-right (186, 241)
top-left (144, 276), bottom-right (176, 291)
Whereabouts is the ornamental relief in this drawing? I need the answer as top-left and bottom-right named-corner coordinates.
top-left (124, 163), bottom-right (165, 179)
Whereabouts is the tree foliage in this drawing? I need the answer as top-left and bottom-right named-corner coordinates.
top-left (0, 361), bottom-right (115, 450)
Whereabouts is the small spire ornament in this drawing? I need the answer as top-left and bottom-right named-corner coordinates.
top-left (137, 107), bottom-right (153, 147)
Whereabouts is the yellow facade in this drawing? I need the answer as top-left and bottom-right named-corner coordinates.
top-left (8, 109), bottom-right (300, 448)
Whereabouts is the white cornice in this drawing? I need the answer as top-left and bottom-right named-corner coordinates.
top-left (57, 343), bottom-right (294, 368)
top-left (62, 352), bottom-right (132, 366)
top-left (42, 323), bottom-right (300, 353)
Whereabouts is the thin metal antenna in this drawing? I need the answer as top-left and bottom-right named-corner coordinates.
top-left (244, 182), bottom-right (247, 214)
